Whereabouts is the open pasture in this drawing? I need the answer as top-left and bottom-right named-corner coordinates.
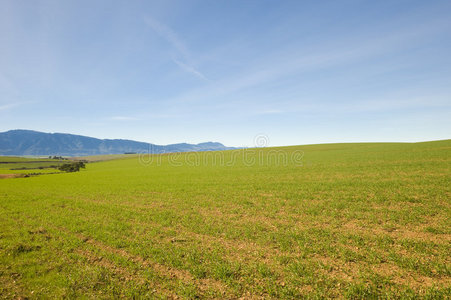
top-left (0, 141), bottom-right (450, 298)
top-left (0, 157), bottom-right (66, 176)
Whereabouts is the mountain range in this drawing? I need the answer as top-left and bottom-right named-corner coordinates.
top-left (0, 130), bottom-right (235, 156)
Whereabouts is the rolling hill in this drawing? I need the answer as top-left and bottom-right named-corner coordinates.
top-left (1, 140), bottom-right (450, 298)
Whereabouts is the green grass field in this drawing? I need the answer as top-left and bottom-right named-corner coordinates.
top-left (0, 157), bottom-right (68, 176)
top-left (1, 141), bottom-right (450, 298)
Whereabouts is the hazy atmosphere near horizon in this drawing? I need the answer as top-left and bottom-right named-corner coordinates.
top-left (1, 0), bottom-right (450, 147)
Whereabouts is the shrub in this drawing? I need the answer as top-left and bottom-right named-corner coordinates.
top-left (58, 162), bottom-right (86, 172)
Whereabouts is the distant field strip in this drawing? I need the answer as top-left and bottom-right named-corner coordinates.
top-left (0, 157), bottom-right (67, 175)
top-left (0, 141), bottom-right (450, 298)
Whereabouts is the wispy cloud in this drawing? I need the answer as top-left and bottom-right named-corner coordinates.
top-left (0, 103), bottom-right (19, 111)
top-left (172, 59), bottom-right (209, 81)
top-left (144, 16), bottom-right (189, 59)
top-left (343, 94), bottom-right (451, 113)
top-left (254, 109), bottom-right (284, 115)
top-left (144, 16), bottom-right (207, 80)
top-left (0, 100), bottom-right (36, 112)
top-left (108, 116), bottom-right (139, 121)
top-left (251, 94), bottom-right (451, 116)
top-left (166, 16), bottom-right (451, 106)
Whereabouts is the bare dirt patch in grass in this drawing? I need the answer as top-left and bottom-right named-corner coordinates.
top-left (0, 174), bottom-right (23, 179)
top-left (74, 248), bottom-right (141, 283)
top-left (74, 232), bottom-right (230, 297)
top-left (374, 263), bottom-right (451, 290)
top-left (341, 220), bottom-right (450, 245)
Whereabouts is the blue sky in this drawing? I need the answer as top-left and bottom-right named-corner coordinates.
top-left (1, 0), bottom-right (450, 147)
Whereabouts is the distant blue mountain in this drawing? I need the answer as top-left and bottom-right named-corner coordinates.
top-left (0, 130), bottom-right (235, 156)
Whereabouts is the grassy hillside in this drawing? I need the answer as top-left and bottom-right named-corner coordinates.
top-left (0, 141), bottom-right (450, 298)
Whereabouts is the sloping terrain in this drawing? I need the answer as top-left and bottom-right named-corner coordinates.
top-left (0, 141), bottom-right (450, 298)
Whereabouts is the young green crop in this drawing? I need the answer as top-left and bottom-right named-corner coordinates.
top-left (1, 141), bottom-right (450, 298)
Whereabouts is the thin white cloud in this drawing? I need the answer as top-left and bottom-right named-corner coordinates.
top-left (166, 16), bottom-right (451, 106)
top-left (172, 59), bottom-right (209, 81)
top-left (144, 16), bottom-right (207, 80)
top-left (255, 94), bottom-right (451, 116)
top-left (343, 95), bottom-right (451, 113)
top-left (0, 103), bottom-right (18, 111)
top-left (254, 109), bottom-right (284, 115)
top-left (0, 100), bottom-right (36, 112)
top-left (144, 16), bottom-right (190, 59)
top-left (108, 116), bottom-right (139, 121)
